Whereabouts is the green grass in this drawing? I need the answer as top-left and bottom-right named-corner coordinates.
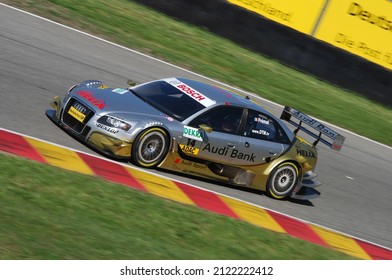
top-left (3, 0), bottom-right (392, 146)
top-left (0, 153), bottom-right (356, 259)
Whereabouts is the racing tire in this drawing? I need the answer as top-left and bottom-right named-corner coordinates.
top-left (266, 162), bottom-right (299, 199)
top-left (131, 127), bottom-right (169, 168)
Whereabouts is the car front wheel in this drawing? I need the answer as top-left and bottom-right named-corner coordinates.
top-left (131, 127), bottom-right (169, 168)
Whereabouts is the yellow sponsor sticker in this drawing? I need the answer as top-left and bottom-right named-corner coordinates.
top-left (68, 106), bottom-right (86, 122)
top-left (180, 144), bottom-right (200, 155)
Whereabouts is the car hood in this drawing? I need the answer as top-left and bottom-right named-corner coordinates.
top-left (71, 87), bottom-right (163, 117)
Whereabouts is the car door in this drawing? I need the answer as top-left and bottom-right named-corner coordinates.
top-left (236, 109), bottom-right (291, 165)
top-left (182, 106), bottom-right (244, 164)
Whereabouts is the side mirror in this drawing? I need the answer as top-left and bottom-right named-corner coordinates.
top-left (127, 79), bottom-right (137, 86)
top-left (199, 124), bottom-right (212, 133)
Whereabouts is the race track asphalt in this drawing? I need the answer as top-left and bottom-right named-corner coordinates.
top-left (1, 4), bottom-right (391, 249)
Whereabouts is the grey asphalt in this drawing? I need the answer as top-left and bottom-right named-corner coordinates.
top-left (1, 4), bottom-right (391, 250)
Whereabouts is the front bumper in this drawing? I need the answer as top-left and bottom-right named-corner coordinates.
top-left (46, 106), bottom-right (132, 159)
top-left (87, 131), bottom-right (132, 158)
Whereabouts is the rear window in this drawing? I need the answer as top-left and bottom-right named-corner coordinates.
top-left (131, 81), bottom-right (206, 121)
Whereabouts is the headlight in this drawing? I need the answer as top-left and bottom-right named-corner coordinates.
top-left (98, 116), bottom-right (131, 131)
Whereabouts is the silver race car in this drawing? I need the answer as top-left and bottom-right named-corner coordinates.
top-left (46, 78), bottom-right (345, 200)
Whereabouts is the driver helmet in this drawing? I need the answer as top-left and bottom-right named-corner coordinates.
top-left (222, 114), bottom-right (239, 133)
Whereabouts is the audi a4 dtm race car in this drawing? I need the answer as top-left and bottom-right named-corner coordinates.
top-left (46, 78), bottom-right (345, 200)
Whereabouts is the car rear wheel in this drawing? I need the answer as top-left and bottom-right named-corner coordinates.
top-left (132, 127), bottom-right (169, 168)
top-left (267, 162), bottom-right (299, 199)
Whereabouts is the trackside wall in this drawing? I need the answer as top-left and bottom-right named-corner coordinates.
top-left (133, 0), bottom-right (392, 107)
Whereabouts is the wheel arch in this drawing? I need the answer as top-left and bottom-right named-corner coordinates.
top-left (130, 125), bottom-right (172, 168)
top-left (263, 157), bottom-right (303, 179)
top-left (136, 123), bottom-right (173, 149)
top-left (265, 159), bottom-right (303, 199)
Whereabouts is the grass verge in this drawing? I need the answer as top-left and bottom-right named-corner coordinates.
top-left (2, 0), bottom-right (392, 146)
top-left (0, 153), bottom-right (356, 259)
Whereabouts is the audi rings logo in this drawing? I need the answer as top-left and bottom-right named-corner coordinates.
top-left (73, 102), bottom-right (86, 114)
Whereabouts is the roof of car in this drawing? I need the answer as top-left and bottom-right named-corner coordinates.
top-left (174, 78), bottom-right (295, 141)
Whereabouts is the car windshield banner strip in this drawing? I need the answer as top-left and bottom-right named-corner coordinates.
top-left (165, 78), bottom-right (216, 107)
top-left (280, 106), bottom-right (345, 151)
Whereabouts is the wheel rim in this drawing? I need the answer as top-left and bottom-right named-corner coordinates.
top-left (270, 165), bottom-right (297, 196)
top-left (137, 131), bottom-right (166, 164)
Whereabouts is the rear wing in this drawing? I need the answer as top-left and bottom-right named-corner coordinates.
top-left (280, 106), bottom-right (345, 151)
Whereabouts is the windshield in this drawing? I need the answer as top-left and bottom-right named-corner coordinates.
top-left (130, 81), bottom-right (206, 121)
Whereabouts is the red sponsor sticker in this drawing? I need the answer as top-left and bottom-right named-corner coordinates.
top-left (77, 90), bottom-right (105, 110)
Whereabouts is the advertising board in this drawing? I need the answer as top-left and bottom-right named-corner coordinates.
top-left (227, 0), bottom-right (326, 34)
top-left (314, 0), bottom-right (392, 70)
top-left (228, 0), bottom-right (392, 70)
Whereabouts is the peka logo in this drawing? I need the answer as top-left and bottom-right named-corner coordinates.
top-left (348, 2), bottom-right (392, 32)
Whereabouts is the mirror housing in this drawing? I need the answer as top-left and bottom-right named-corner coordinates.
top-left (127, 79), bottom-right (137, 86)
top-left (199, 124), bottom-right (212, 133)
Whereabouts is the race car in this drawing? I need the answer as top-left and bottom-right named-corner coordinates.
top-left (46, 77), bottom-right (345, 200)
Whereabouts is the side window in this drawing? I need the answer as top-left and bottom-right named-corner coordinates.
top-left (244, 110), bottom-right (289, 144)
top-left (189, 106), bottom-right (243, 135)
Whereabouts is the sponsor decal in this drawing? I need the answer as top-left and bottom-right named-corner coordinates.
top-left (230, 149), bottom-right (256, 162)
top-left (192, 162), bottom-right (207, 170)
top-left (112, 88), bottom-right (128, 94)
top-left (164, 115), bottom-right (174, 122)
top-left (179, 144), bottom-right (199, 155)
top-left (348, 2), bottom-right (392, 32)
top-left (180, 138), bottom-right (202, 155)
top-left (228, 0), bottom-right (328, 35)
top-left (202, 143), bottom-right (229, 156)
top-left (73, 102), bottom-right (87, 114)
top-left (251, 129), bottom-right (270, 136)
top-left (314, 0), bottom-right (392, 70)
top-left (174, 159), bottom-right (207, 170)
top-left (96, 123), bottom-right (119, 134)
top-left (68, 106), bottom-right (86, 123)
top-left (289, 108), bottom-right (339, 139)
top-left (297, 148), bottom-right (316, 159)
top-left (335, 33), bottom-right (382, 59)
top-left (183, 126), bottom-right (203, 141)
top-left (202, 143), bottom-right (256, 162)
top-left (166, 78), bottom-right (215, 107)
top-left (76, 91), bottom-right (105, 110)
top-left (229, 0), bottom-right (292, 22)
top-left (254, 117), bottom-right (270, 125)
top-left (98, 84), bottom-right (109, 89)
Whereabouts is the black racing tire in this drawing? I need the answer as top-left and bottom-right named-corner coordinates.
top-left (131, 127), bottom-right (169, 168)
top-left (266, 162), bottom-right (299, 199)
